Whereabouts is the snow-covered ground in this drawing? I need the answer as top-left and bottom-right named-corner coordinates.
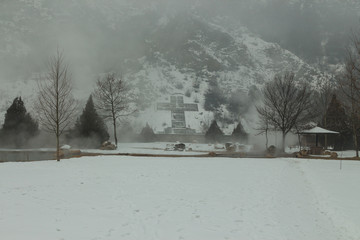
top-left (1, 156), bottom-right (359, 240)
top-left (81, 142), bottom-right (239, 155)
top-left (335, 150), bottom-right (360, 158)
top-left (0, 142), bottom-right (244, 160)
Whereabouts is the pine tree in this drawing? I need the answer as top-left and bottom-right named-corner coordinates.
top-left (69, 95), bottom-right (109, 148)
top-left (1, 97), bottom-right (38, 148)
top-left (232, 122), bottom-right (248, 143)
top-left (322, 94), bottom-right (352, 150)
top-left (205, 120), bottom-right (224, 143)
top-left (139, 123), bottom-right (157, 142)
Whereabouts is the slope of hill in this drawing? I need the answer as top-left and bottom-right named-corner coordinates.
top-left (123, 14), bottom-right (329, 133)
top-left (0, 1), bottom-right (338, 133)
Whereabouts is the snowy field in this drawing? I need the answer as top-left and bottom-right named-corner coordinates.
top-left (0, 142), bottom-right (232, 158)
top-left (1, 156), bottom-right (360, 240)
top-left (81, 142), bottom-right (233, 155)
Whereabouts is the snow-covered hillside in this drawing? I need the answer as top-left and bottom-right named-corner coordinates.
top-left (0, 1), bottom-right (341, 132)
top-left (1, 156), bottom-right (359, 239)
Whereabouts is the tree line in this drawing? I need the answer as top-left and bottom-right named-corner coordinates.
top-left (2, 30), bottom-right (360, 159)
top-left (0, 50), bottom-right (140, 161)
top-left (0, 50), bottom-right (249, 157)
top-left (256, 31), bottom-right (360, 154)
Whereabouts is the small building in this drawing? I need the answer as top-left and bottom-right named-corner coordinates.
top-left (299, 126), bottom-right (339, 154)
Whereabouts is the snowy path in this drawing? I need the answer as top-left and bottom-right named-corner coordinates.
top-left (0, 157), bottom-right (359, 240)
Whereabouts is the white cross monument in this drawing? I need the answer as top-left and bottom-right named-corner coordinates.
top-left (157, 95), bottom-right (198, 134)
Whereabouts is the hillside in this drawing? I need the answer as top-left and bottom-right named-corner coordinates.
top-left (0, 0), bottom-right (345, 133)
top-left (205, 0), bottom-right (360, 65)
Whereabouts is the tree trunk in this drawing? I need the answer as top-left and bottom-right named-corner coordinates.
top-left (282, 131), bottom-right (286, 152)
top-left (324, 116), bottom-right (328, 149)
top-left (56, 70), bottom-right (60, 162)
top-left (265, 129), bottom-right (268, 150)
top-left (56, 134), bottom-right (60, 161)
top-left (353, 120), bottom-right (359, 157)
top-left (113, 117), bottom-right (118, 147)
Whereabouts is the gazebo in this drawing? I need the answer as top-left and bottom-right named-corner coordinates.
top-left (299, 126), bottom-right (339, 154)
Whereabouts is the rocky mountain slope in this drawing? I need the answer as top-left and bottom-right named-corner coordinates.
top-left (0, 0), bottom-right (347, 133)
top-left (209, 0), bottom-right (360, 65)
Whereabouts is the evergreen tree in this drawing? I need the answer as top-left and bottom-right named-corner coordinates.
top-left (205, 120), bottom-right (224, 143)
top-left (322, 94), bottom-right (352, 150)
top-left (69, 95), bottom-right (109, 148)
top-left (139, 123), bottom-right (157, 142)
top-left (232, 122), bottom-right (248, 143)
top-left (1, 97), bottom-right (38, 148)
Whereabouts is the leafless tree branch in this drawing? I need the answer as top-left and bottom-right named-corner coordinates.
top-left (93, 72), bottom-right (137, 146)
top-left (35, 49), bottom-right (77, 161)
top-left (257, 72), bottom-right (314, 151)
top-left (338, 30), bottom-right (360, 157)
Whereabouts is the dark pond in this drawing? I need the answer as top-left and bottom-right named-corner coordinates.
top-left (0, 150), bottom-right (55, 162)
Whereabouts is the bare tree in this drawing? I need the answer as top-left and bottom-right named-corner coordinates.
top-left (93, 73), bottom-right (136, 147)
top-left (339, 31), bottom-right (360, 157)
top-left (35, 50), bottom-right (77, 161)
top-left (257, 72), bottom-right (313, 152)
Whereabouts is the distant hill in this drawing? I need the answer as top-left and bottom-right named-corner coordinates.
top-left (0, 0), bottom-right (351, 133)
